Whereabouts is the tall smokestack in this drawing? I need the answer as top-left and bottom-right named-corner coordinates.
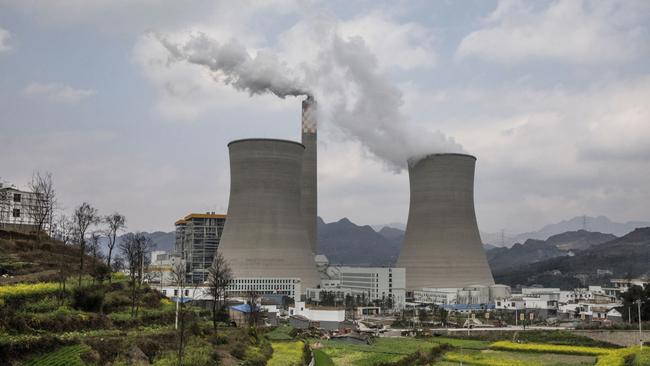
top-left (217, 139), bottom-right (320, 291)
top-left (301, 96), bottom-right (318, 254)
top-left (396, 153), bottom-right (494, 290)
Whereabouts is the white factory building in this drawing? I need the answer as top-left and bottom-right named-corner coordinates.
top-left (307, 256), bottom-right (406, 310)
top-left (413, 284), bottom-right (511, 306)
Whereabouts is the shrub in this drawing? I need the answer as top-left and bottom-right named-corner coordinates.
top-left (230, 342), bottom-right (247, 359)
top-left (302, 341), bottom-right (311, 366)
top-left (71, 287), bottom-right (104, 312)
top-left (141, 290), bottom-right (163, 309)
top-left (242, 346), bottom-right (268, 366)
top-left (103, 291), bottom-right (131, 312)
top-left (210, 333), bottom-right (229, 345)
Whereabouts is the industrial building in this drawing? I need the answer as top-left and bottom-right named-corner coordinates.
top-left (217, 138), bottom-right (321, 292)
top-left (174, 212), bottom-right (226, 283)
top-left (396, 153), bottom-right (494, 290)
top-left (308, 256), bottom-right (406, 310)
top-left (413, 284), bottom-right (511, 306)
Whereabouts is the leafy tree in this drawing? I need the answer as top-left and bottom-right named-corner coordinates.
top-left (621, 284), bottom-right (650, 322)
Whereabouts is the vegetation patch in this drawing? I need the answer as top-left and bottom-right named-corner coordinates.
top-left (268, 341), bottom-right (304, 366)
top-left (25, 344), bottom-right (91, 366)
top-left (489, 340), bottom-right (612, 356)
top-left (265, 325), bottom-right (295, 341)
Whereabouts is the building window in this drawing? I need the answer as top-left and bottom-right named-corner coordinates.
top-left (12, 209), bottom-right (20, 218)
top-left (13, 193), bottom-right (21, 202)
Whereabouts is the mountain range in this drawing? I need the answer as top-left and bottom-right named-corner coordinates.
top-left (494, 227), bottom-right (650, 289)
top-left (107, 215), bottom-right (649, 289)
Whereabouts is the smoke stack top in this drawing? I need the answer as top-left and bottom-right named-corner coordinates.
top-left (302, 95), bottom-right (317, 133)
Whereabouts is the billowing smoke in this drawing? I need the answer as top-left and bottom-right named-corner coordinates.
top-left (160, 34), bottom-right (309, 98)
top-left (157, 22), bottom-right (462, 171)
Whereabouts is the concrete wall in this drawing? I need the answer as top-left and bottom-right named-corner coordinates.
top-left (574, 330), bottom-right (650, 347)
top-left (218, 139), bottom-right (320, 291)
top-left (397, 154), bottom-right (494, 290)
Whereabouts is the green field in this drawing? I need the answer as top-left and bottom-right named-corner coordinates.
top-left (316, 337), bottom-right (648, 366)
top-left (26, 345), bottom-right (91, 366)
top-left (268, 341), bottom-right (304, 366)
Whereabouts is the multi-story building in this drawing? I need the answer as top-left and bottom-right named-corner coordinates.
top-left (308, 263), bottom-right (406, 310)
top-left (174, 213), bottom-right (226, 284)
top-left (0, 185), bottom-right (50, 231)
top-left (604, 277), bottom-right (650, 298)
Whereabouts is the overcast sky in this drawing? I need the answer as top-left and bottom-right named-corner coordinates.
top-left (1, 0), bottom-right (649, 235)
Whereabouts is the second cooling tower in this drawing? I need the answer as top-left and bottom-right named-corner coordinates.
top-left (396, 153), bottom-right (494, 290)
top-left (217, 139), bottom-right (320, 290)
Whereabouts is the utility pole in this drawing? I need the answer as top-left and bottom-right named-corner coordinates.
top-left (638, 299), bottom-right (643, 349)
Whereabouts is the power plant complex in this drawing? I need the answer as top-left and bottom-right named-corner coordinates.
top-left (171, 96), bottom-right (499, 307)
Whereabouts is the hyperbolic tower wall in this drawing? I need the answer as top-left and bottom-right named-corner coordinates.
top-left (396, 153), bottom-right (494, 290)
top-left (217, 138), bottom-right (320, 290)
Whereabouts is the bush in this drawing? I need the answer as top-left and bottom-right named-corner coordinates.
top-left (103, 291), bottom-right (131, 313)
top-left (71, 287), bottom-right (104, 312)
top-left (141, 290), bottom-right (163, 309)
top-left (242, 346), bottom-right (268, 366)
top-left (302, 342), bottom-right (311, 366)
top-left (210, 333), bottom-right (229, 345)
top-left (230, 342), bottom-right (247, 359)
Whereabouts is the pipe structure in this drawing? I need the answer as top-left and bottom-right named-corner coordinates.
top-left (217, 138), bottom-right (320, 291)
top-left (301, 96), bottom-right (318, 254)
top-left (396, 153), bottom-right (494, 290)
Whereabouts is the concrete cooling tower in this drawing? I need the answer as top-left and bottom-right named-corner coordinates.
top-left (396, 153), bottom-right (494, 290)
top-left (301, 96), bottom-right (318, 254)
top-left (217, 138), bottom-right (320, 290)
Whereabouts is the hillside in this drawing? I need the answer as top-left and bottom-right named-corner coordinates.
top-left (486, 216), bottom-right (650, 247)
top-left (487, 239), bottom-right (569, 273)
top-left (318, 217), bottom-right (401, 266)
top-left (546, 230), bottom-right (616, 251)
top-left (0, 230), bottom-right (103, 285)
top-left (494, 227), bottom-right (650, 289)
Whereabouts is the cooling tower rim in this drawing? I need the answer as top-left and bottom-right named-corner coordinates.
top-left (420, 152), bottom-right (476, 160)
top-left (228, 138), bottom-right (305, 149)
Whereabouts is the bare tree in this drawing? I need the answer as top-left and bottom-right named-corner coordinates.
top-left (169, 257), bottom-right (192, 366)
top-left (88, 231), bottom-right (101, 285)
top-left (0, 181), bottom-right (8, 229)
top-left (104, 212), bottom-right (126, 282)
top-left (73, 202), bottom-right (99, 286)
top-left (246, 289), bottom-right (260, 328)
top-left (207, 252), bottom-right (233, 330)
top-left (28, 171), bottom-right (56, 236)
top-left (53, 214), bottom-right (75, 245)
top-left (119, 232), bottom-right (154, 317)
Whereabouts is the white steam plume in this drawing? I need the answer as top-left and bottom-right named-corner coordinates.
top-left (159, 34), bottom-right (309, 98)
top-left (157, 23), bottom-right (462, 171)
